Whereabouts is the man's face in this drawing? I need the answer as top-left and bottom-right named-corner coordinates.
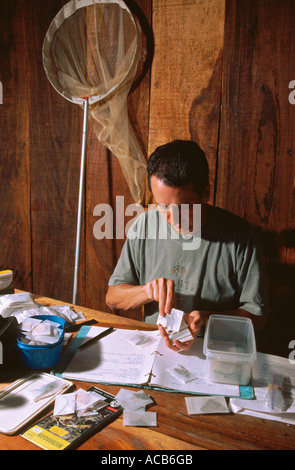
top-left (150, 175), bottom-right (208, 235)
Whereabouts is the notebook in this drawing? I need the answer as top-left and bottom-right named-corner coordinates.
top-left (53, 326), bottom-right (254, 399)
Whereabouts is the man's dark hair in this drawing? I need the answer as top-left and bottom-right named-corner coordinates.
top-left (147, 140), bottom-right (209, 196)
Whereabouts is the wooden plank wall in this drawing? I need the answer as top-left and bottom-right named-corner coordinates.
top-left (0, 0), bottom-right (294, 356)
top-left (0, 0), bottom-right (32, 291)
top-left (218, 0), bottom-right (295, 356)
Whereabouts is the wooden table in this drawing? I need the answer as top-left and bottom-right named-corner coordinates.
top-left (1, 293), bottom-right (295, 451)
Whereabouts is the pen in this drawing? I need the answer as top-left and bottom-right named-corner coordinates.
top-left (65, 318), bottom-right (98, 332)
top-left (78, 327), bottom-right (114, 349)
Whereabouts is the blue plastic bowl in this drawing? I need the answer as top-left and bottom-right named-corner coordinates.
top-left (17, 315), bottom-right (65, 370)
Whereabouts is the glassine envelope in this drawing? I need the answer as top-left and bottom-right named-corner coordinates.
top-left (123, 411), bottom-right (157, 427)
top-left (185, 396), bottom-right (229, 415)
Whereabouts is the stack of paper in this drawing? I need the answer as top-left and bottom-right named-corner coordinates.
top-left (18, 318), bottom-right (63, 345)
top-left (53, 389), bottom-right (108, 418)
top-left (0, 292), bottom-right (86, 324)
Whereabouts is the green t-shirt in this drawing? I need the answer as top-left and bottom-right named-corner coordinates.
top-left (109, 204), bottom-right (269, 325)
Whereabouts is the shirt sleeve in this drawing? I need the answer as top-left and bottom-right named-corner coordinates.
top-left (236, 228), bottom-right (270, 316)
top-left (108, 236), bottom-right (140, 287)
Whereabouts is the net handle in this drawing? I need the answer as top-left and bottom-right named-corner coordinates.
top-left (72, 97), bottom-right (89, 305)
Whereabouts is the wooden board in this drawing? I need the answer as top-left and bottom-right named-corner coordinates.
top-left (148, 0), bottom-right (226, 205)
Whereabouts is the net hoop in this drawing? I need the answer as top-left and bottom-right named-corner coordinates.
top-left (42, 0), bottom-right (140, 106)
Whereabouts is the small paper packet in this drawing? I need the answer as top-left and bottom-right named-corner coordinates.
top-left (53, 392), bottom-right (77, 416)
top-left (169, 323), bottom-right (194, 343)
top-left (19, 317), bottom-right (42, 332)
top-left (157, 308), bottom-right (194, 343)
top-left (75, 389), bottom-right (107, 416)
top-left (167, 364), bottom-right (198, 384)
top-left (116, 388), bottom-right (157, 427)
top-left (124, 331), bottom-right (158, 349)
top-left (75, 389), bottom-right (102, 411)
top-left (77, 400), bottom-right (108, 417)
top-left (115, 388), bottom-right (154, 411)
top-left (185, 396), bottom-right (229, 415)
top-left (264, 373), bottom-right (285, 413)
top-left (31, 321), bottom-right (52, 336)
top-left (123, 411), bottom-right (157, 427)
top-left (30, 334), bottom-right (61, 345)
top-left (157, 308), bottom-right (184, 333)
top-left (25, 380), bottom-right (63, 402)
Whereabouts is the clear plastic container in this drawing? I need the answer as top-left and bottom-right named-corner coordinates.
top-left (203, 315), bottom-right (256, 385)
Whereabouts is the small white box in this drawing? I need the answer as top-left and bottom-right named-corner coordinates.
top-left (203, 315), bottom-right (256, 385)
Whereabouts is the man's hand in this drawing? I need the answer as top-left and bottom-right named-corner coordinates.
top-left (158, 310), bottom-right (204, 352)
top-left (106, 278), bottom-right (175, 313)
top-left (144, 277), bottom-right (175, 315)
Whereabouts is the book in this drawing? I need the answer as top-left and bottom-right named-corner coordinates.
top-left (21, 386), bottom-right (123, 450)
top-left (53, 326), bottom-right (254, 399)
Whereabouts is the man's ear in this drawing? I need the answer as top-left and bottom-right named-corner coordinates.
top-left (202, 183), bottom-right (210, 203)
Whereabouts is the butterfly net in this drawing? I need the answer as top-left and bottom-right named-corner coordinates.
top-left (43, 0), bottom-right (147, 204)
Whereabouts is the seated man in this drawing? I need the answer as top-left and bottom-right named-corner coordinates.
top-left (106, 140), bottom-right (269, 351)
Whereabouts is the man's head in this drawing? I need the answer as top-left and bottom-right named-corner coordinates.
top-left (147, 140), bottom-right (209, 198)
top-left (147, 140), bottom-right (210, 234)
